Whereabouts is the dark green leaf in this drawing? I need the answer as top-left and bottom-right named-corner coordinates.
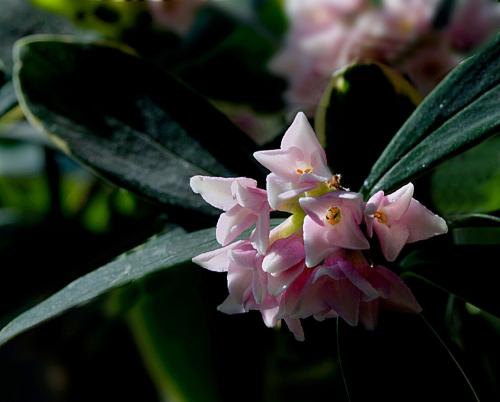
top-left (362, 33), bottom-right (500, 195)
top-left (0, 225), bottom-right (218, 346)
top-left (0, 0), bottom-right (76, 72)
top-left (370, 84), bottom-right (500, 194)
top-left (431, 135), bottom-right (500, 214)
top-left (176, 8), bottom-right (285, 112)
top-left (451, 227), bottom-right (500, 245)
top-left (14, 36), bottom-right (260, 213)
top-left (315, 63), bottom-right (420, 190)
top-left (127, 267), bottom-right (222, 402)
top-left (400, 237), bottom-right (500, 318)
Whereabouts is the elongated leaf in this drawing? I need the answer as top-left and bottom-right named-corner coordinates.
top-left (0, 225), bottom-right (218, 346)
top-left (315, 63), bottom-right (420, 189)
top-left (14, 35), bottom-right (260, 213)
top-left (369, 84), bottom-right (500, 193)
top-left (431, 136), bottom-right (500, 214)
top-left (400, 237), bottom-right (500, 318)
top-left (362, 33), bottom-right (500, 194)
top-left (128, 268), bottom-right (222, 402)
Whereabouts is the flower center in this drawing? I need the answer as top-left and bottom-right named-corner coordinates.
top-left (296, 166), bottom-right (313, 175)
top-left (374, 210), bottom-right (388, 225)
top-left (326, 207), bottom-right (341, 225)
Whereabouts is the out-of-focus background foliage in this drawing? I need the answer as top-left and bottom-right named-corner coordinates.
top-left (0, 1), bottom-right (499, 401)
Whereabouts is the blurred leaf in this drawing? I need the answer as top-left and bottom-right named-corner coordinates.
top-left (447, 213), bottom-right (500, 227)
top-left (32, 0), bottom-right (146, 39)
top-left (14, 36), bottom-right (260, 214)
top-left (128, 267), bottom-right (221, 402)
top-left (451, 227), bottom-right (500, 245)
top-left (0, 0), bottom-right (76, 71)
top-left (0, 225), bottom-right (219, 347)
top-left (0, 82), bottom-right (18, 122)
top-left (431, 135), bottom-right (500, 214)
top-left (362, 33), bottom-right (500, 196)
top-left (400, 236), bottom-right (500, 318)
top-left (253, 0), bottom-right (288, 37)
top-left (315, 63), bottom-right (420, 190)
top-left (176, 8), bottom-right (285, 112)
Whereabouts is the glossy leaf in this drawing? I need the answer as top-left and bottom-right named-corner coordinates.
top-left (128, 267), bottom-right (222, 402)
top-left (14, 36), bottom-right (260, 213)
top-left (315, 63), bottom-right (420, 189)
top-left (0, 225), bottom-right (218, 346)
top-left (431, 135), bottom-right (500, 214)
top-left (362, 33), bottom-right (500, 195)
top-left (400, 236), bottom-right (500, 318)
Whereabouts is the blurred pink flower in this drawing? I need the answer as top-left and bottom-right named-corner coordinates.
top-left (365, 183), bottom-right (448, 261)
top-left (190, 176), bottom-right (270, 254)
top-left (147, 0), bottom-right (205, 35)
top-left (272, 0), bottom-right (500, 114)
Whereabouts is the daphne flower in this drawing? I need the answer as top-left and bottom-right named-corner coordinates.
top-left (365, 183), bottom-right (448, 261)
top-left (190, 176), bottom-right (270, 254)
top-left (253, 112), bottom-right (332, 211)
top-left (300, 192), bottom-right (369, 267)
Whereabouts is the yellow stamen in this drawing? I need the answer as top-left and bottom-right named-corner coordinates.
top-left (326, 207), bottom-right (342, 225)
top-left (374, 210), bottom-right (388, 225)
top-left (296, 167), bottom-right (313, 175)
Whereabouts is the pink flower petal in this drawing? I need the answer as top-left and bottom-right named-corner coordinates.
top-left (373, 221), bottom-right (410, 261)
top-left (216, 205), bottom-right (256, 246)
top-left (281, 112), bottom-right (325, 163)
top-left (375, 266), bottom-right (422, 313)
top-left (321, 277), bottom-right (360, 326)
top-left (359, 299), bottom-right (380, 330)
top-left (267, 261), bottom-right (305, 296)
top-left (191, 241), bottom-right (243, 272)
top-left (403, 199), bottom-right (448, 243)
top-left (253, 209), bottom-right (271, 255)
top-left (190, 176), bottom-right (255, 211)
top-left (253, 147), bottom-right (304, 181)
top-left (263, 234), bottom-right (305, 275)
top-left (267, 173), bottom-right (314, 211)
top-left (384, 182), bottom-right (414, 221)
top-left (284, 317), bottom-right (305, 341)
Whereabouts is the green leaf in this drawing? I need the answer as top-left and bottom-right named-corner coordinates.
top-left (0, 225), bottom-right (218, 346)
top-left (14, 35), bottom-right (260, 213)
top-left (431, 135), bottom-right (500, 214)
top-left (315, 63), bottom-right (420, 190)
top-left (127, 268), bottom-right (222, 402)
top-left (0, 81), bottom-right (18, 120)
top-left (0, 0), bottom-right (76, 71)
top-left (400, 237), bottom-right (500, 318)
top-left (362, 33), bottom-right (500, 195)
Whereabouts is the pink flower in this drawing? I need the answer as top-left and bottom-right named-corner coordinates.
top-left (193, 241), bottom-right (279, 319)
top-left (190, 176), bottom-right (270, 254)
top-left (447, 0), bottom-right (500, 51)
top-left (300, 192), bottom-right (369, 267)
top-left (253, 112), bottom-right (332, 211)
top-left (276, 250), bottom-right (421, 337)
top-left (147, 0), bottom-right (205, 35)
top-left (365, 183), bottom-right (448, 261)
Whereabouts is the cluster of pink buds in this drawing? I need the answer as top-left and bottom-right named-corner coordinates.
top-left (191, 112), bottom-right (447, 340)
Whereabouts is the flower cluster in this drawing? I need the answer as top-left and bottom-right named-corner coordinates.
top-left (272, 0), bottom-right (500, 115)
top-left (191, 112), bottom-right (447, 340)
